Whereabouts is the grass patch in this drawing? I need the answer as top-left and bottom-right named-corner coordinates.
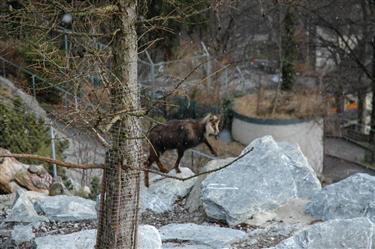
top-left (232, 88), bottom-right (333, 119)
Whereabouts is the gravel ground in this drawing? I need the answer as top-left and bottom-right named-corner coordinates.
top-left (231, 223), bottom-right (302, 249)
top-left (0, 194), bottom-right (299, 249)
top-left (141, 198), bottom-right (207, 228)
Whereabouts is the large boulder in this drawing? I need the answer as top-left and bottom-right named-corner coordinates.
top-left (201, 136), bottom-right (321, 225)
top-left (140, 167), bottom-right (197, 213)
top-left (34, 195), bottom-right (97, 221)
top-left (5, 193), bottom-right (48, 223)
top-left (305, 173), bottom-right (375, 222)
top-left (5, 191), bottom-right (97, 223)
top-left (159, 223), bottom-right (246, 249)
top-left (0, 148), bottom-right (52, 193)
top-left (186, 157), bottom-right (235, 212)
top-left (34, 225), bottom-right (162, 249)
top-left (268, 217), bottom-right (375, 249)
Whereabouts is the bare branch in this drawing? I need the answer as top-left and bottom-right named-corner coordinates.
top-left (0, 153), bottom-right (103, 169)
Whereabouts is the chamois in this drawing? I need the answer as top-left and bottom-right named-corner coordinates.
top-left (144, 113), bottom-right (220, 187)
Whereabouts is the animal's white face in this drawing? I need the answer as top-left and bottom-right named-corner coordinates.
top-left (204, 114), bottom-right (220, 138)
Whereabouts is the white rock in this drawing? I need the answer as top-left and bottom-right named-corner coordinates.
top-left (138, 225), bottom-right (162, 249)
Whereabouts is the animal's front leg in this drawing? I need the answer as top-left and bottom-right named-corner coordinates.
top-left (174, 149), bottom-right (184, 173)
top-left (204, 139), bottom-right (218, 156)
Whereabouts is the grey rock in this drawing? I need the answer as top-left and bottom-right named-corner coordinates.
top-left (201, 136), bottom-right (320, 225)
top-left (163, 243), bottom-right (211, 249)
top-left (34, 229), bottom-right (96, 249)
top-left (34, 225), bottom-right (161, 249)
top-left (305, 173), bottom-right (375, 222)
top-left (6, 193), bottom-right (48, 223)
top-left (278, 142), bottom-right (321, 199)
top-left (138, 225), bottom-right (162, 249)
top-left (34, 195), bottom-right (97, 221)
top-left (49, 176), bottom-right (72, 196)
top-left (186, 157), bottom-right (235, 212)
top-left (268, 218), bottom-right (375, 249)
top-left (140, 167), bottom-right (197, 213)
top-left (11, 224), bottom-right (35, 245)
top-left (159, 223), bottom-right (246, 249)
top-left (28, 165), bottom-right (45, 175)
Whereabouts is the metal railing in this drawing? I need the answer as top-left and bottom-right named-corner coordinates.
top-left (0, 55), bottom-right (80, 109)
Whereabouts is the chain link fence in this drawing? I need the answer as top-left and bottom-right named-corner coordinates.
top-left (0, 40), bottom-right (280, 192)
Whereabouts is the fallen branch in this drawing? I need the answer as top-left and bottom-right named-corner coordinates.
top-left (0, 147), bottom-right (254, 181)
top-left (0, 153), bottom-right (103, 170)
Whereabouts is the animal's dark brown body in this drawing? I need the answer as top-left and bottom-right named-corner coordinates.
top-left (144, 114), bottom-right (220, 187)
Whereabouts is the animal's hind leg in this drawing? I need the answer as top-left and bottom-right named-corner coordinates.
top-left (173, 149), bottom-right (184, 173)
top-left (150, 148), bottom-right (169, 173)
top-left (144, 157), bottom-right (153, 188)
top-left (155, 157), bottom-right (169, 173)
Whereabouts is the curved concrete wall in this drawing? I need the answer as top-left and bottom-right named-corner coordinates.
top-left (231, 111), bottom-right (323, 174)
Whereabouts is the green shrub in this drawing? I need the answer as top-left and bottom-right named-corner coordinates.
top-left (0, 96), bottom-right (67, 176)
top-left (89, 176), bottom-right (101, 200)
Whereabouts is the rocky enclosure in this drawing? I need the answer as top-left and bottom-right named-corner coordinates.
top-left (1, 136), bottom-right (374, 248)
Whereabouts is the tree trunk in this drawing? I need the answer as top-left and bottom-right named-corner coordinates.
top-left (95, 1), bottom-right (141, 249)
top-left (357, 86), bottom-right (366, 133)
top-left (370, 37), bottom-right (375, 163)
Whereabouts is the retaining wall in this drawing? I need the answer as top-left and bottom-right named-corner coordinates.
top-left (231, 111), bottom-right (323, 174)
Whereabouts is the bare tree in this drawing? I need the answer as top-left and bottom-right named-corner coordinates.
top-left (95, 0), bottom-right (142, 248)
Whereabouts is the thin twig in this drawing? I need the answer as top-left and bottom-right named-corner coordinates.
top-left (126, 147), bottom-right (254, 181)
top-left (0, 148), bottom-right (254, 181)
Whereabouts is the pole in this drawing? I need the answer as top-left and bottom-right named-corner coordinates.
top-left (236, 66), bottom-right (245, 91)
top-left (64, 31), bottom-right (69, 68)
top-left (50, 122), bottom-right (57, 178)
top-left (145, 51), bottom-right (155, 99)
top-left (201, 42), bottom-right (211, 90)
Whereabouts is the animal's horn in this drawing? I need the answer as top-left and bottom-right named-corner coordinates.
top-left (200, 113), bottom-right (212, 124)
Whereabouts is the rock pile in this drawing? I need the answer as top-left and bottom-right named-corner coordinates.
top-left (6, 190), bottom-right (96, 223)
top-left (0, 148), bottom-right (52, 193)
top-left (2, 135), bottom-right (375, 249)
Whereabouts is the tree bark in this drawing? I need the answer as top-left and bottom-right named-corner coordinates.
top-left (370, 37), bottom-right (375, 148)
top-left (95, 1), bottom-right (141, 249)
top-left (357, 85), bottom-right (366, 133)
